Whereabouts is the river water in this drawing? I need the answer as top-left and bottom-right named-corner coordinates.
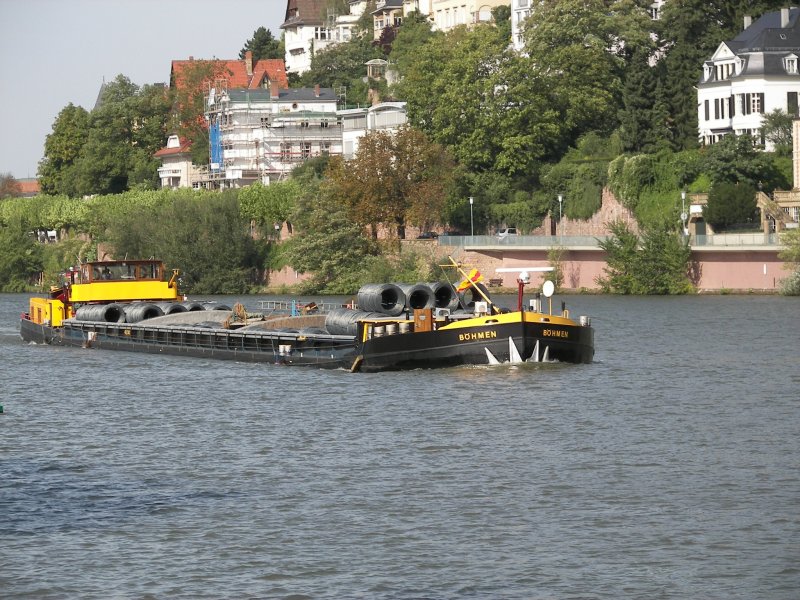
top-left (1, 292), bottom-right (798, 599)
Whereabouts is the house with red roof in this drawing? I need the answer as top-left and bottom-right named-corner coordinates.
top-left (154, 136), bottom-right (196, 189)
top-left (169, 51), bottom-right (288, 92)
top-left (155, 52), bottom-right (289, 188)
top-left (17, 178), bottom-right (40, 197)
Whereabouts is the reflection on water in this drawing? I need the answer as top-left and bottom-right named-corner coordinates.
top-left (1, 293), bottom-right (798, 598)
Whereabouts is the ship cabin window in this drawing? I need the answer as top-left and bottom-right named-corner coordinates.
top-left (83, 262), bottom-right (163, 282)
top-left (138, 263), bottom-right (161, 280)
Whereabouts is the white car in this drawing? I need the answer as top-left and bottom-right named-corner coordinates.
top-left (496, 227), bottom-right (518, 239)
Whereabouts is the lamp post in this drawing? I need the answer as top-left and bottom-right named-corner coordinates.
top-left (558, 194), bottom-right (563, 243)
top-left (469, 196), bottom-right (474, 237)
top-left (680, 191), bottom-right (688, 236)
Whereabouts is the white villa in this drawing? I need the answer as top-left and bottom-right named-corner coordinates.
top-left (697, 7), bottom-right (800, 149)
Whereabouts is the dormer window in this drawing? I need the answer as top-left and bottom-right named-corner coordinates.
top-left (785, 54), bottom-right (798, 74)
top-left (715, 61), bottom-right (735, 81)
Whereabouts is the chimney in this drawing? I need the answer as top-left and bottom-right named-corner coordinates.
top-left (270, 81), bottom-right (279, 100)
top-left (245, 50), bottom-right (253, 76)
top-left (744, 15), bottom-right (751, 30)
top-left (782, 7), bottom-right (790, 28)
top-left (314, 84), bottom-right (321, 98)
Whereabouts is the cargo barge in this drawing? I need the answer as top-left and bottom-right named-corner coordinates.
top-left (20, 258), bottom-right (594, 372)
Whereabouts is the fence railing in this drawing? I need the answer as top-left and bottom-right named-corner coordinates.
top-left (436, 233), bottom-right (781, 248)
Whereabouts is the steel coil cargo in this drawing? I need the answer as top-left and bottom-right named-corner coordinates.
top-left (356, 283), bottom-right (406, 316)
top-left (428, 281), bottom-right (460, 310)
top-left (459, 282), bottom-right (491, 309)
top-left (154, 302), bottom-right (188, 315)
top-left (325, 308), bottom-right (389, 336)
top-left (123, 303), bottom-right (165, 323)
top-left (397, 283), bottom-right (435, 310)
top-left (181, 301), bottom-right (206, 311)
top-left (204, 302), bottom-right (232, 311)
top-left (74, 303), bottom-right (127, 323)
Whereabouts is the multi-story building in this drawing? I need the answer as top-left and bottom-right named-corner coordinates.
top-left (282, 0), bottom-right (504, 73)
top-left (154, 135), bottom-right (197, 189)
top-left (340, 102), bottom-right (408, 159)
top-left (205, 83), bottom-right (343, 187)
top-left (697, 7), bottom-right (800, 149)
top-left (429, 0), bottom-right (508, 32)
top-left (281, 0), bottom-right (334, 76)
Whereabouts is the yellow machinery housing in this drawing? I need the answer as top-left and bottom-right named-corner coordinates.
top-left (28, 297), bottom-right (69, 326)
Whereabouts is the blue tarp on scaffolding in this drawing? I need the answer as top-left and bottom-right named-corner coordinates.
top-left (209, 121), bottom-right (222, 171)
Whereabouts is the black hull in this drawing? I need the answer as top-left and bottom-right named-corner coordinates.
top-left (20, 318), bottom-right (359, 369)
top-left (357, 320), bottom-right (594, 372)
top-left (20, 315), bottom-right (594, 372)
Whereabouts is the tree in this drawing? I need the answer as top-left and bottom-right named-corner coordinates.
top-left (38, 103), bottom-right (90, 195)
top-left (704, 182), bottom-right (759, 230)
top-left (238, 179), bottom-right (300, 232)
top-left (521, 0), bottom-right (653, 143)
top-left (597, 220), bottom-right (693, 294)
top-left (0, 218), bottom-right (43, 291)
top-left (395, 23), bottom-right (540, 176)
top-left (0, 173), bottom-right (22, 199)
top-left (298, 34), bottom-right (382, 103)
top-left (762, 108), bottom-right (794, 156)
top-left (240, 26), bottom-right (282, 60)
top-left (700, 134), bottom-right (786, 190)
top-left (618, 46), bottom-right (660, 152)
top-left (285, 177), bottom-right (377, 293)
top-left (326, 126), bottom-right (456, 238)
top-left (170, 60), bottom-right (232, 165)
top-left (105, 190), bottom-right (261, 294)
top-left (779, 228), bottom-right (800, 294)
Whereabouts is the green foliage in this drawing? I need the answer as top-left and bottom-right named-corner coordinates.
top-left (39, 237), bottom-right (90, 288)
top-left (779, 270), bottom-right (800, 295)
top-left (239, 27), bottom-right (282, 60)
top-left (704, 182), bottom-right (759, 230)
top-left (0, 220), bottom-right (43, 291)
top-left (285, 187), bottom-right (377, 294)
top-left (238, 180), bottom-right (300, 231)
top-left (298, 34), bottom-right (383, 104)
top-left (38, 103), bottom-right (90, 196)
top-left (547, 246), bottom-right (566, 291)
top-left (326, 127), bottom-right (455, 237)
top-left (778, 228), bottom-right (800, 295)
top-left (597, 220), bottom-right (693, 294)
top-left (102, 190), bottom-right (261, 294)
top-left (700, 134), bottom-right (788, 190)
top-left (761, 109), bottom-right (794, 156)
top-left (38, 77), bottom-right (170, 197)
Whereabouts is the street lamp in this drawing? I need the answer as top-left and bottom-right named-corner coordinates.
top-left (558, 194), bottom-right (563, 243)
top-left (469, 196), bottom-right (474, 237)
top-left (680, 191), bottom-right (688, 236)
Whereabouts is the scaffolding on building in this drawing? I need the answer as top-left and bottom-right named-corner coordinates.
top-left (203, 83), bottom-right (343, 187)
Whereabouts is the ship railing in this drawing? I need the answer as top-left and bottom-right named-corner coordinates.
top-left (67, 320), bottom-right (356, 353)
top-left (256, 300), bottom-right (347, 315)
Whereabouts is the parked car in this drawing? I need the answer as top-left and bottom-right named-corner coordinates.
top-left (496, 227), bottom-right (518, 239)
top-left (417, 231), bottom-right (439, 239)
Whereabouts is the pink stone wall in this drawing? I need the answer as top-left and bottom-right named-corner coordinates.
top-left (692, 251), bottom-right (786, 291)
